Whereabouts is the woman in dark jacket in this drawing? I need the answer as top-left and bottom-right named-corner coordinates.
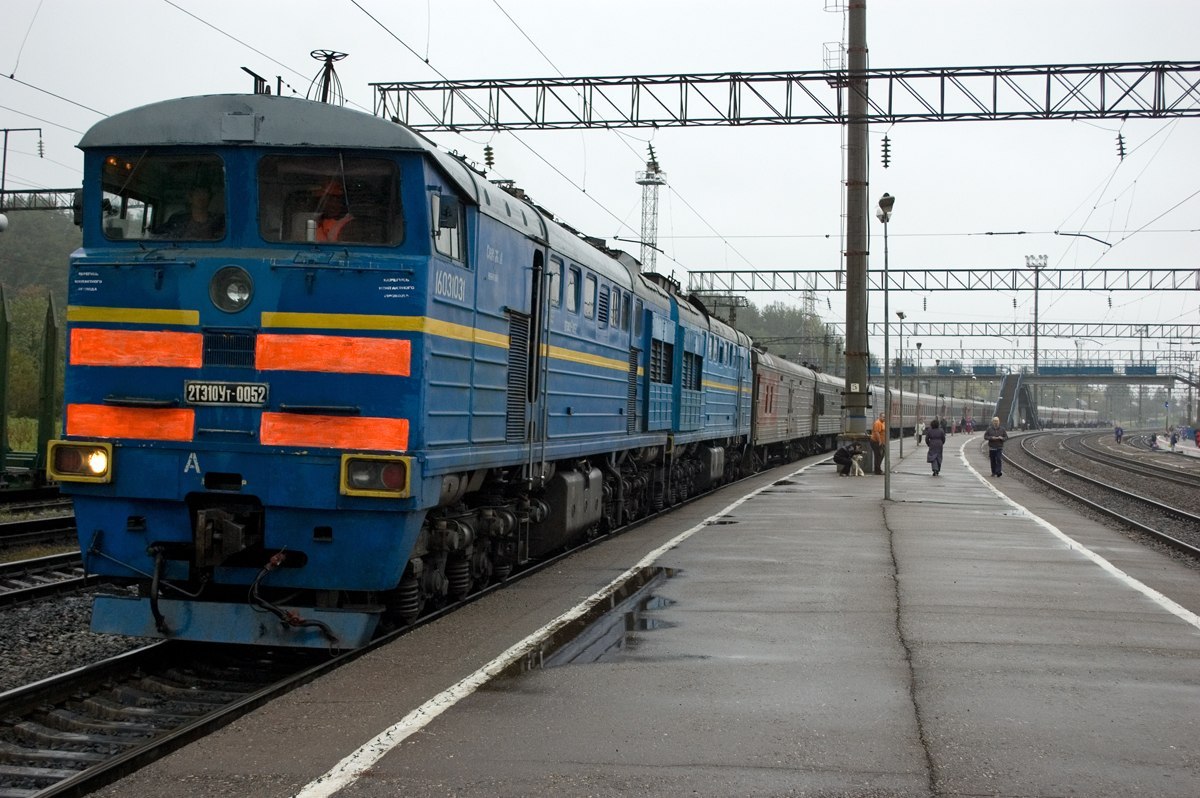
top-left (925, 418), bottom-right (947, 476)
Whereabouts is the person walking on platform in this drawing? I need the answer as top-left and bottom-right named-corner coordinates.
top-left (1114, 424), bottom-right (1124, 444)
top-left (915, 418), bottom-right (925, 446)
top-left (985, 415), bottom-right (1009, 477)
top-left (870, 412), bottom-right (886, 475)
top-left (924, 418), bottom-right (946, 476)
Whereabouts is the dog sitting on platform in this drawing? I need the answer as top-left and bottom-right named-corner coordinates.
top-left (849, 453), bottom-right (866, 476)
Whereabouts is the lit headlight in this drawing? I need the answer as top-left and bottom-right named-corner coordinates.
top-left (210, 266), bottom-right (253, 313)
top-left (340, 454), bottom-right (411, 498)
top-left (47, 441), bottom-right (114, 483)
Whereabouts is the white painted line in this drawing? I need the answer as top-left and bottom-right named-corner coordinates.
top-left (292, 461), bottom-right (819, 798)
top-left (955, 437), bottom-right (1200, 632)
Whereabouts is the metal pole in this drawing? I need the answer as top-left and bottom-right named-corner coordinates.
top-left (882, 212), bottom-right (890, 499)
top-left (916, 343), bottom-right (922, 395)
top-left (897, 310), bottom-right (905, 459)
top-left (841, 0), bottom-right (871, 447)
top-left (1026, 254), bottom-right (1047, 423)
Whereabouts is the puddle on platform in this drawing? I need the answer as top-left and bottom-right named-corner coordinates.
top-left (498, 567), bottom-right (676, 676)
top-left (705, 515), bottom-right (738, 525)
top-left (773, 479), bottom-right (799, 486)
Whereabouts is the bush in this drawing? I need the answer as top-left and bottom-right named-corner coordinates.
top-left (5, 417), bottom-right (38, 453)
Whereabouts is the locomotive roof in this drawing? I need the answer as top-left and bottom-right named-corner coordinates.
top-left (79, 94), bottom-right (438, 152)
top-left (79, 93), bottom-right (637, 286)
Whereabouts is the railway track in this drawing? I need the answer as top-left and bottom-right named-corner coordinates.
top-left (0, 642), bottom-right (332, 797)
top-left (0, 554), bottom-right (94, 607)
top-left (1071, 433), bottom-right (1200, 489)
top-left (1010, 431), bottom-right (1200, 557)
top-left (0, 514), bottom-right (77, 553)
top-left (0, 487), bottom-right (60, 506)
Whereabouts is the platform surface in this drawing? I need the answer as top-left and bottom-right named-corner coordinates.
top-left (91, 433), bottom-right (1200, 798)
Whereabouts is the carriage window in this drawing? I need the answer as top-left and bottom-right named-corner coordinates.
top-left (621, 293), bottom-right (631, 331)
top-left (583, 275), bottom-right (597, 319)
top-left (634, 299), bottom-right (644, 337)
top-left (100, 153), bottom-right (225, 241)
top-left (258, 155), bottom-right (404, 246)
top-left (610, 287), bottom-right (621, 329)
top-left (566, 267), bottom-right (580, 313)
top-left (548, 257), bottom-right (563, 307)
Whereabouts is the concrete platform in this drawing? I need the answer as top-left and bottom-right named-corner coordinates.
top-left (91, 436), bottom-right (1200, 798)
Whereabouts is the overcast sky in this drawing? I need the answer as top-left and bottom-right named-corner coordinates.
top-left (3, 0), bottom-right (1198, 370)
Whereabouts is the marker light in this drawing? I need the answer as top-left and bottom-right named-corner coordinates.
top-left (340, 454), bottom-right (411, 498)
top-left (47, 441), bottom-right (114, 483)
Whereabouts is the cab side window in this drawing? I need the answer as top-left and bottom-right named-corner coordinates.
top-left (433, 193), bottom-right (464, 261)
top-left (549, 257), bottom-right (563, 307)
top-left (566, 267), bottom-right (580, 313)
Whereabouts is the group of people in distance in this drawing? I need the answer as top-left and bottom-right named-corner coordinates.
top-left (834, 415), bottom-right (1009, 479)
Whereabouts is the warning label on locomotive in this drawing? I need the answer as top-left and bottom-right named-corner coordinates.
top-left (184, 380), bottom-right (268, 406)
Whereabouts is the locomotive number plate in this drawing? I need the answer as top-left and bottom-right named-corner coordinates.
top-left (184, 380), bottom-right (269, 406)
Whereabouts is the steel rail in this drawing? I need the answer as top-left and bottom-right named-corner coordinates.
top-left (1071, 434), bottom-right (1200, 489)
top-left (1011, 433), bottom-right (1200, 557)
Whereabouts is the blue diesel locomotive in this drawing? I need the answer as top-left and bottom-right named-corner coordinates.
top-left (52, 94), bottom-right (790, 648)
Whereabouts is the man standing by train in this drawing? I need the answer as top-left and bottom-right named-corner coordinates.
top-left (985, 415), bottom-right (1009, 477)
top-left (870, 412), bottom-right (886, 475)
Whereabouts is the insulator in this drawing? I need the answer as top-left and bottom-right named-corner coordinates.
top-left (923, 296), bottom-right (927, 311)
top-left (37, 139), bottom-right (45, 158)
top-left (1116, 133), bottom-right (1126, 160)
top-left (1013, 297), bottom-right (1017, 308)
top-left (1108, 295), bottom-right (1113, 308)
top-left (881, 135), bottom-right (891, 168)
top-left (483, 144), bottom-right (494, 169)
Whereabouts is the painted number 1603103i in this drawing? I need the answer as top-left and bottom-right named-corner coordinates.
top-left (184, 380), bottom-right (269, 406)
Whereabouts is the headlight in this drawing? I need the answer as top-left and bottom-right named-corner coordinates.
top-left (340, 454), bottom-right (411, 498)
top-left (210, 266), bottom-right (253, 313)
top-left (47, 441), bottom-right (114, 483)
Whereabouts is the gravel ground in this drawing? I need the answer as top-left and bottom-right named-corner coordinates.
top-left (0, 586), bottom-right (145, 694)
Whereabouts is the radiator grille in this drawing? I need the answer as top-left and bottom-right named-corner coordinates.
top-left (627, 348), bottom-right (639, 433)
top-left (506, 312), bottom-right (530, 442)
top-left (203, 330), bottom-right (256, 368)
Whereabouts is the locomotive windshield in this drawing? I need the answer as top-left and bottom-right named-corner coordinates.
top-left (258, 155), bottom-right (404, 246)
top-left (100, 153), bottom-right (225, 241)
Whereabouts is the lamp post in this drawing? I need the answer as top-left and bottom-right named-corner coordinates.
top-left (948, 368), bottom-right (956, 432)
top-left (934, 358), bottom-right (940, 422)
top-left (896, 311), bottom-right (905, 458)
top-left (1026, 254), bottom-right (1048, 418)
top-left (877, 193), bottom-right (895, 498)
top-left (915, 342), bottom-right (922, 394)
